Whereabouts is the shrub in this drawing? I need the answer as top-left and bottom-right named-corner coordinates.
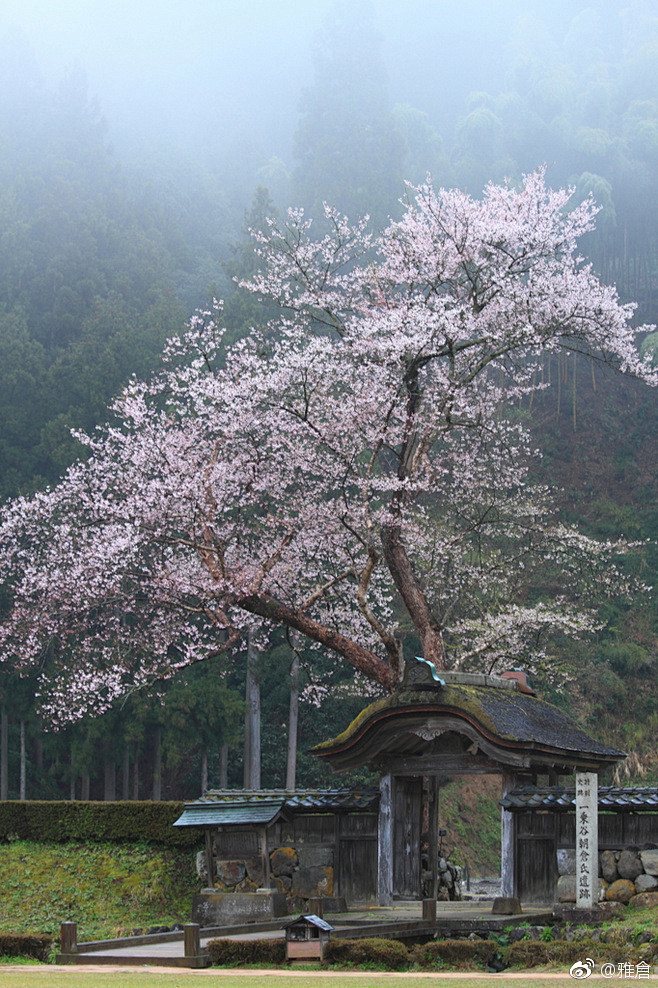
top-left (0, 802), bottom-right (198, 847)
top-left (207, 937), bottom-right (286, 966)
top-left (504, 938), bottom-right (644, 968)
top-left (414, 938), bottom-right (497, 969)
top-left (0, 934), bottom-right (53, 961)
top-left (323, 937), bottom-right (409, 970)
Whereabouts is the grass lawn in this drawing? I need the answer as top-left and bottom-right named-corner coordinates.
top-left (0, 972), bottom-right (611, 987)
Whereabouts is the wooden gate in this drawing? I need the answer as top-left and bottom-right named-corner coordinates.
top-left (516, 811), bottom-right (557, 904)
top-left (392, 776), bottom-right (422, 899)
top-left (337, 812), bottom-right (378, 903)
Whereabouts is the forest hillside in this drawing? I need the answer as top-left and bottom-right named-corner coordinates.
top-left (0, 0), bottom-right (655, 800)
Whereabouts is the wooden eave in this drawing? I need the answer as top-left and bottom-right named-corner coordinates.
top-left (312, 684), bottom-right (625, 774)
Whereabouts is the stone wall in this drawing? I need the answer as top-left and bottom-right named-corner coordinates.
top-left (557, 846), bottom-right (658, 904)
top-left (196, 841), bottom-right (335, 910)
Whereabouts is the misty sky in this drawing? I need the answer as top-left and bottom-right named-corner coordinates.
top-left (1, 0), bottom-right (619, 167)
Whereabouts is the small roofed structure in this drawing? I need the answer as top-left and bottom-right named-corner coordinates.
top-left (500, 785), bottom-right (658, 904)
top-left (173, 788), bottom-right (379, 921)
top-left (313, 661), bottom-right (625, 906)
top-left (284, 913), bottom-right (334, 961)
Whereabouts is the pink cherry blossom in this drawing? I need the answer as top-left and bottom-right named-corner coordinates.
top-left (0, 169), bottom-right (654, 723)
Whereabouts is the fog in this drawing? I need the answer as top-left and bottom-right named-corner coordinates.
top-left (2, 0), bottom-right (640, 182)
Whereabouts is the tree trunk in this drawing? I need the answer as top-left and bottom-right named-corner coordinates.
top-left (380, 524), bottom-right (446, 672)
top-left (81, 773), bottom-right (90, 800)
top-left (240, 593), bottom-right (392, 689)
top-left (219, 744), bottom-right (228, 789)
top-left (34, 737), bottom-right (43, 771)
top-left (132, 753), bottom-right (139, 800)
top-left (103, 750), bottom-right (116, 801)
top-left (243, 627), bottom-right (261, 789)
top-left (0, 708), bottom-right (8, 800)
top-left (152, 728), bottom-right (162, 801)
top-left (286, 648), bottom-right (300, 791)
top-left (201, 749), bottom-right (208, 793)
top-left (19, 719), bottom-right (26, 800)
top-left (122, 747), bottom-right (130, 800)
top-left (70, 744), bottom-right (76, 800)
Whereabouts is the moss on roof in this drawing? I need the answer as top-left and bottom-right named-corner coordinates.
top-left (313, 682), bottom-right (624, 762)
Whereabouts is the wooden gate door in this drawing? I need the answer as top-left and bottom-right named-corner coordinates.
top-left (516, 812), bottom-right (557, 904)
top-left (392, 776), bottom-right (422, 899)
top-left (338, 812), bottom-right (378, 904)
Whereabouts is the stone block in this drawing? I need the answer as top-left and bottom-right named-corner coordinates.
top-left (273, 875), bottom-right (292, 893)
top-left (192, 890), bottom-right (287, 926)
top-left (605, 879), bottom-right (635, 903)
top-left (557, 876), bottom-right (607, 903)
top-left (270, 846), bottom-right (298, 877)
top-left (635, 873), bottom-right (658, 892)
top-left (600, 850), bottom-right (619, 884)
top-left (640, 849), bottom-right (658, 876)
top-left (491, 897), bottom-right (521, 915)
top-left (216, 859), bottom-right (246, 887)
top-left (557, 875), bottom-right (576, 902)
top-left (234, 878), bottom-right (259, 893)
top-left (628, 891), bottom-right (658, 910)
top-left (196, 850), bottom-right (208, 883)
top-left (557, 848), bottom-right (576, 876)
top-left (617, 849), bottom-right (643, 881)
top-left (296, 845), bottom-right (333, 869)
top-left (555, 902), bottom-right (626, 924)
top-left (245, 855), bottom-right (266, 887)
top-left (321, 897), bottom-right (347, 914)
top-left (291, 865), bottom-right (334, 898)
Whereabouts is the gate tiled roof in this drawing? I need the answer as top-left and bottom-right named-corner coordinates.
top-left (501, 786), bottom-right (658, 812)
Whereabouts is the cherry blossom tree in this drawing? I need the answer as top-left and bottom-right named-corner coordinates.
top-left (0, 169), bottom-right (654, 723)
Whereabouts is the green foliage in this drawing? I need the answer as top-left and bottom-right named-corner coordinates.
top-left (207, 937), bottom-right (286, 966)
top-left (503, 938), bottom-right (646, 968)
top-left (323, 937), bottom-right (409, 971)
top-left (292, 3), bottom-right (404, 225)
top-left (0, 801), bottom-right (198, 847)
top-left (0, 841), bottom-right (197, 939)
top-left (413, 939), bottom-right (497, 970)
top-left (438, 779), bottom-right (501, 877)
top-left (0, 934), bottom-right (52, 962)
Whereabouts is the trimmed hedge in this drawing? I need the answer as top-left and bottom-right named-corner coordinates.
top-left (0, 801), bottom-right (199, 847)
top-left (207, 938), bottom-right (286, 966)
top-left (503, 938), bottom-right (648, 968)
top-left (0, 934), bottom-right (53, 961)
top-left (414, 939), bottom-right (498, 969)
top-left (324, 937), bottom-right (410, 970)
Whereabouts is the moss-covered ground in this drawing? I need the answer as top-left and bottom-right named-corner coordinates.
top-left (0, 841), bottom-right (198, 941)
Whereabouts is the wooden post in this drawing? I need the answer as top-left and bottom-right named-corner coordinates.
top-left (422, 898), bottom-right (437, 922)
top-left (183, 923), bottom-right (200, 958)
top-left (259, 825), bottom-right (270, 888)
top-left (204, 829), bottom-right (214, 888)
top-left (377, 773), bottom-right (393, 905)
top-left (500, 770), bottom-right (517, 898)
top-left (428, 776), bottom-right (439, 900)
top-left (576, 771), bottom-right (598, 908)
top-left (60, 921), bottom-right (77, 954)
